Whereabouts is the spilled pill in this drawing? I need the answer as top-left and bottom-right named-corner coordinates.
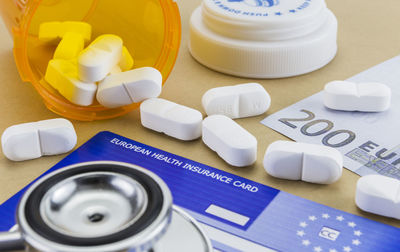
top-left (202, 83), bottom-right (271, 119)
top-left (140, 98), bottom-right (203, 141)
top-left (263, 141), bottom-right (343, 184)
top-left (323, 81), bottom-right (391, 112)
top-left (202, 115), bottom-right (257, 167)
top-left (1, 119), bottom-right (77, 161)
top-left (53, 32), bottom-right (84, 60)
top-left (97, 67), bottom-right (162, 108)
top-left (356, 175), bottom-right (400, 219)
top-left (39, 21), bottom-right (92, 43)
top-left (78, 34), bottom-right (123, 82)
top-left (45, 59), bottom-right (97, 106)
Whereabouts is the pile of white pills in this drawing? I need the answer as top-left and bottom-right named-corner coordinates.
top-left (40, 22), bottom-right (163, 108)
top-left (140, 83), bottom-right (268, 167)
top-left (2, 30), bottom-right (396, 222)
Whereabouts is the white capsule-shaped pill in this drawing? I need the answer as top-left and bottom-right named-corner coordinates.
top-left (202, 115), bottom-right (257, 167)
top-left (1, 119), bottom-right (77, 161)
top-left (263, 141), bottom-right (343, 184)
top-left (78, 34), bottom-right (123, 82)
top-left (140, 98), bottom-right (203, 141)
top-left (202, 83), bottom-right (271, 119)
top-left (323, 81), bottom-right (391, 112)
top-left (356, 175), bottom-right (400, 219)
top-left (97, 67), bottom-right (162, 108)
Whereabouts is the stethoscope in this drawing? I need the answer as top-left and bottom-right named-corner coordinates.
top-left (0, 161), bottom-right (213, 252)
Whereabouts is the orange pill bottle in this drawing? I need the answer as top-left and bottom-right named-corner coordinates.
top-left (0, 0), bottom-right (181, 121)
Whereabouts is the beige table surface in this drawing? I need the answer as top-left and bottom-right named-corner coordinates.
top-left (0, 0), bottom-right (399, 234)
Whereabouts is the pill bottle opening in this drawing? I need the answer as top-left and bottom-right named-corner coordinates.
top-left (5, 0), bottom-right (181, 121)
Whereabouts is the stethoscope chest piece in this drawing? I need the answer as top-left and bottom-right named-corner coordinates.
top-left (0, 161), bottom-right (212, 252)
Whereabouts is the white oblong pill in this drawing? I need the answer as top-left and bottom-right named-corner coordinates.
top-left (263, 141), bottom-right (343, 184)
top-left (323, 81), bottom-right (391, 112)
top-left (202, 83), bottom-right (271, 119)
top-left (140, 98), bottom-right (203, 141)
top-left (1, 119), bottom-right (77, 161)
top-left (356, 175), bottom-right (400, 219)
top-left (78, 34), bottom-right (123, 82)
top-left (202, 115), bottom-right (257, 167)
top-left (97, 67), bottom-right (162, 108)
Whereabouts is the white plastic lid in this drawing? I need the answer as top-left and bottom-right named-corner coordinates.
top-left (189, 0), bottom-right (338, 78)
top-left (202, 0), bottom-right (328, 41)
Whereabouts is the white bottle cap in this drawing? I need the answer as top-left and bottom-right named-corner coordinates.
top-left (189, 0), bottom-right (338, 78)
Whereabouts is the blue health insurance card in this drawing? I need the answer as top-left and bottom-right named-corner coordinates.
top-left (0, 131), bottom-right (399, 252)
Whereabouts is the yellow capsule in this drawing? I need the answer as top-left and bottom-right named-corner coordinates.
top-left (45, 59), bottom-right (97, 106)
top-left (53, 32), bottom-right (85, 60)
top-left (119, 46), bottom-right (134, 71)
top-left (38, 21), bottom-right (60, 42)
top-left (39, 21), bottom-right (92, 43)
